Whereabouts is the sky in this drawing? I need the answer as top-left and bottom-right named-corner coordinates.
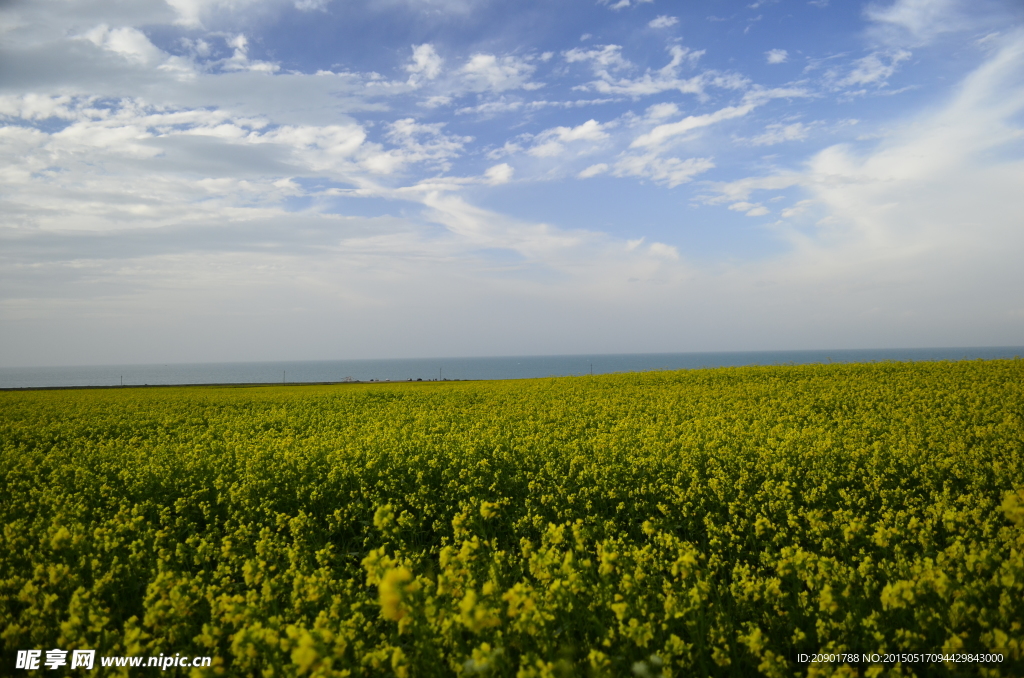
top-left (1, 0), bottom-right (1023, 367)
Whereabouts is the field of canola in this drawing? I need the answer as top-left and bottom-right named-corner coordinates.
top-left (2, 360), bottom-right (1023, 677)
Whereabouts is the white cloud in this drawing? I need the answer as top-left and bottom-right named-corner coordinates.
top-left (0, 93), bottom-right (470, 233)
top-left (484, 162), bottom-right (514, 184)
top-left (728, 201), bottom-right (757, 211)
top-left (703, 174), bottom-right (802, 204)
top-left (364, 118), bottom-right (471, 173)
top-left (834, 49), bottom-right (911, 87)
top-left (589, 87), bottom-right (809, 191)
top-left (713, 30), bottom-right (1024, 258)
top-left (528, 119), bottom-right (610, 157)
top-left (780, 199), bottom-right (813, 218)
top-left (461, 53), bottom-right (541, 93)
top-left (257, 123), bottom-right (368, 165)
top-left (549, 119), bottom-right (609, 143)
top-left (164, 0), bottom-right (218, 27)
top-left (614, 153), bottom-right (715, 187)
top-left (629, 88), bottom-right (806, 149)
top-left (578, 163), bottom-right (609, 178)
top-left (421, 192), bottom-right (582, 257)
top-left (180, 37), bottom-right (213, 58)
top-left (222, 34), bottom-right (280, 73)
top-left (865, 0), bottom-right (963, 46)
top-left (645, 102), bottom-right (680, 120)
top-left (649, 15), bottom-right (679, 29)
top-left (80, 25), bottom-right (166, 66)
top-left (564, 45), bottom-right (632, 71)
top-left (406, 44), bottom-right (443, 84)
top-left (566, 45), bottom-right (715, 97)
top-left (0, 94), bottom-right (76, 121)
top-left (648, 242), bottom-right (679, 259)
top-left (422, 95), bottom-right (454, 108)
top-left (165, 0), bottom-right (267, 27)
top-left (599, 0), bottom-right (654, 10)
top-left (455, 99), bottom-right (523, 116)
top-left (766, 49), bottom-right (788, 64)
top-left (747, 121), bottom-right (810, 145)
top-left (631, 103), bottom-right (757, 148)
top-left (728, 201), bottom-right (769, 216)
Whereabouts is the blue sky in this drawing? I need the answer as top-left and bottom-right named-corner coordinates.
top-left (1, 0), bottom-right (1023, 366)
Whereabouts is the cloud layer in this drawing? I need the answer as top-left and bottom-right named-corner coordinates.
top-left (1, 0), bottom-right (1022, 366)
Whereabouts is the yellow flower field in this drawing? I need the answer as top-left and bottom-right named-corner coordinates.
top-left (1, 360), bottom-right (1022, 676)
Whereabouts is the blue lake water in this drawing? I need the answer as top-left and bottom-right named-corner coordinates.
top-left (2, 346), bottom-right (1021, 389)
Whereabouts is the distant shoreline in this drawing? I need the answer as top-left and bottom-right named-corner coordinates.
top-left (0, 379), bottom-right (474, 392)
top-left (4, 354), bottom-right (1023, 392)
top-left (2, 347), bottom-right (1021, 390)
